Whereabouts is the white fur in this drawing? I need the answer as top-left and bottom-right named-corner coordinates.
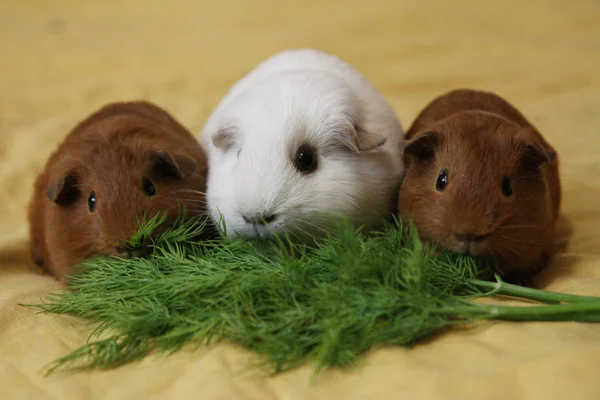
top-left (199, 48), bottom-right (405, 239)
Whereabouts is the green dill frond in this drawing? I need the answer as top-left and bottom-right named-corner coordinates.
top-left (25, 211), bottom-right (600, 376)
top-left (126, 211), bottom-right (168, 248)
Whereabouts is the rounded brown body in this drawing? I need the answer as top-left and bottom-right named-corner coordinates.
top-left (28, 101), bottom-right (211, 283)
top-left (398, 89), bottom-right (561, 285)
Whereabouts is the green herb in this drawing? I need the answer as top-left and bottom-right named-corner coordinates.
top-left (24, 213), bottom-right (600, 376)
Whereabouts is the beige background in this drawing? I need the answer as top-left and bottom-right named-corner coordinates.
top-left (1, 0), bottom-right (599, 399)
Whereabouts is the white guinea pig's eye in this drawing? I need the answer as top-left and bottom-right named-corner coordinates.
top-left (237, 149), bottom-right (242, 159)
top-left (293, 145), bottom-right (318, 174)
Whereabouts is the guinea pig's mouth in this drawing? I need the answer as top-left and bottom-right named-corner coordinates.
top-left (448, 234), bottom-right (490, 257)
top-left (247, 223), bottom-right (282, 239)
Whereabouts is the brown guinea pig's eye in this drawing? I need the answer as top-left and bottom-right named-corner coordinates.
top-left (435, 169), bottom-right (448, 192)
top-left (87, 192), bottom-right (96, 212)
top-left (142, 177), bottom-right (157, 197)
top-left (501, 176), bottom-right (513, 197)
top-left (293, 145), bottom-right (318, 174)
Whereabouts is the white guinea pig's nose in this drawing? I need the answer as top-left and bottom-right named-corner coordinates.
top-left (242, 213), bottom-right (277, 225)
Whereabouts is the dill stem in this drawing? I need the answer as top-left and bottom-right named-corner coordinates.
top-left (443, 302), bottom-right (600, 322)
top-left (469, 279), bottom-right (600, 304)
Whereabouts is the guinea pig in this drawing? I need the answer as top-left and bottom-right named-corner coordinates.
top-left (28, 100), bottom-right (210, 283)
top-left (398, 89), bottom-right (561, 286)
top-left (199, 48), bottom-right (405, 240)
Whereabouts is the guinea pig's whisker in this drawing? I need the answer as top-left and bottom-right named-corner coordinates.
top-left (289, 223), bottom-right (319, 242)
top-left (291, 207), bottom-right (333, 223)
top-left (161, 201), bottom-right (201, 210)
top-left (493, 243), bottom-right (522, 259)
top-left (290, 218), bottom-right (329, 237)
top-left (164, 193), bottom-right (208, 202)
top-left (156, 205), bottom-right (211, 219)
top-left (169, 196), bottom-right (207, 203)
top-left (161, 196), bottom-right (208, 206)
top-left (172, 189), bottom-right (208, 197)
top-left (500, 226), bottom-right (537, 231)
top-left (496, 239), bottom-right (540, 260)
top-left (298, 219), bottom-right (325, 234)
top-left (496, 236), bottom-right (529, 245)
top-left (494, 219), bottom-right (537, 231)
top-left (285, 216), bottom-right (313, 232)
top-left (170, 200), bottom-right (209, 208)
top-left (496, 232), bottom-right (539, 244)
top-left (496, 231), bottom-right (540, 244)
top-left (286, 229), bottom-right (306, 243)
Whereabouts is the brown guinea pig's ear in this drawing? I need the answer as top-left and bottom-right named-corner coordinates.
top-left (403, 130), bottom-right (439, 161)
top-left (521, 140), bottom-right (557, 169)
top-left (150, 151), bottom-right (198, 181)
top-left (46, 172), bottom-right (80, 205)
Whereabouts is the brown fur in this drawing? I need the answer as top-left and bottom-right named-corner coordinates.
top-left (27, 101), bottom-right (211, 284)
top-left (399, 89), bottom-right (561, 286)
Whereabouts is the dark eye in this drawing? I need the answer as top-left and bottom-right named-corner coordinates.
top-left (435, 169), bottom-right (448, 191)
top-left (293, 145), bottom-right (318, 174)
top-left (142, 177), bottom-right (156, 196)
top-left (501, 176), bottom-right (513, 197)
top-left (87, 192), bottom-right (96, 212)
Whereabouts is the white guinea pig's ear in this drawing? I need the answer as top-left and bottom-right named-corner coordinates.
top-left (337, 123), bottom-right (386, 153)
top-left (403, 130), bottom-right (439, 161)
top-left (353, 124), bottom-right (388, 152)
top-left (212, 127), bottom-right (238, 152)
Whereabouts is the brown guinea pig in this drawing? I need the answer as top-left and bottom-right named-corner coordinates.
top-left (398, 89), bottom-right (560, 286)
top-left (28, 100), bottom-right (211, 283)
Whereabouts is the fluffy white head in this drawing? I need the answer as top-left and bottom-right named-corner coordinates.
top-left (200, 49), bottom-right (405, 240)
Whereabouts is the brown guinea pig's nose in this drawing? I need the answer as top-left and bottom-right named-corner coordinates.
top-left (454, 232), bottom-right (487, 245)
top-left (453, 232), bottom-right (489, 256)
top-left (115, 246), bottom-right (148, 259)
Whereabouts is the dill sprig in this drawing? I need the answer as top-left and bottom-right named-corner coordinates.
top-left (25, 213), bottom-right (600, 376)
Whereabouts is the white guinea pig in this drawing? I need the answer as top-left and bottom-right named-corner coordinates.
top-left (199, 48), bottom-right (405, 239)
